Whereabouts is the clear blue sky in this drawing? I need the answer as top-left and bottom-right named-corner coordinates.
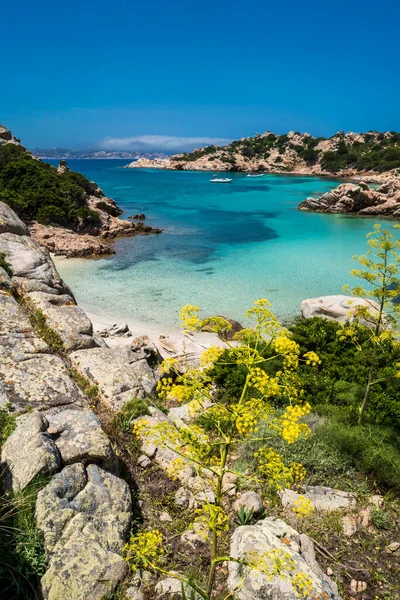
top-left (2, 0), bottom-right (399, 151)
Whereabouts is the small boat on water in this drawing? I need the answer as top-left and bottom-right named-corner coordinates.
top-left (247, 173), bottom-right (264, 178)
top-left (210, 176), bottom-right (232, 183)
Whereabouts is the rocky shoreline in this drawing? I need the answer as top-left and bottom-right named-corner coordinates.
top-left (298, 179), bottom-right (400, 218)
top-left (29, 162), bottom-right (162, 258)
top-left (0, 126), bottom-right (162, 258)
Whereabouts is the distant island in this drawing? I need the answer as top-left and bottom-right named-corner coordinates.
top-left (30, 147), bottom-right (168, 160)
top-left (127, 130), bottom-right (400, 180)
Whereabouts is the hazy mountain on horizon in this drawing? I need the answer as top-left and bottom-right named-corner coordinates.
top-left (30, 147), bottom-right (169, 160)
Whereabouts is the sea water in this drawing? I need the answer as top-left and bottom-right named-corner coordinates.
top-left (48, 160), bottom-right (393, 329)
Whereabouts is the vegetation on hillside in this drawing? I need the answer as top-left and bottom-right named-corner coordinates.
top-left (170, 130), bottom-right (400, 173)
top-left (0, 143), bottom-right (100, 227)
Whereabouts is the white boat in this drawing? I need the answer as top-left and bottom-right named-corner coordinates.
top-left (210, 177), bottom-right (232, 183)
top-left (247, 173), bottom-right (264, 178)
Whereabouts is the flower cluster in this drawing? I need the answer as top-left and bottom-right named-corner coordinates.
top-left (159, 357), bottom-right (179, 375)
top-left (274, 403), bottom-right (311, 444)
top-left (292, 572), bottom-right (314, 597)
top-left (124, 530), bottom-right (163, 569)
top-left (245, 547), bottom-right (295, 579)
top-left (291, 495), bottom-right (314, 518)
top-left (249, 368), bottom-right (281, 398)
top-left (180, 304), bottom-right (203, 331)
top-left (194, 504), bottom-right (229, 536)
top-left (255, 448), bottom-right (306, 490)
top-left (233, 397), bottom-right (272, 436)
top-left (200, 345), bottom-right (224, 368)
top-left (303, 351), bottom-right (321, 366)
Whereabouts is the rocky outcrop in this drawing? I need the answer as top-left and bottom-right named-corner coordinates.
top-left (0, 124), bottom-right (22, 147)
top-left (300, 295), bottom-right (380, 324)
top-left (36, 463), bottom-right (131, 600)
top-left (0, 202), bottom-right (168, 598)
top-left (1, 123), bottom-right (162, 258)
top-left (298, 179), bottom-right (400, 217)
top-left (70, 347), bottom-right (156, 410)
top-left (30, 191), bottom-right (162, 258)
top-left (228, 517), bottom-right (342, 600)
top-left (0, 201), bottom-right (29, 236)
top-left (27, 291), bottom-right (95, 351)
top-left (0, 291), bottom-right (85, 413)
top-left (126, 130), bottom-right (400, 179)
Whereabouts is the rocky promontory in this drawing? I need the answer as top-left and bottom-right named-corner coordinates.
top-left (126, 130), bottom-right (400, 178)
top-left (0, 125), bottom-right (161, 258)
top-left (298, 179), bottom-right (400, 217)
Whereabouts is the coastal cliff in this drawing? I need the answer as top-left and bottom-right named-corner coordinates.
top-left (0, 125), bottom-right (161, 257)
top-left (127, 130), bottom-right (400, 179)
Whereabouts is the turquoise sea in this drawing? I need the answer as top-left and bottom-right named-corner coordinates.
top-left (48, 160), bottom-right (393, 330)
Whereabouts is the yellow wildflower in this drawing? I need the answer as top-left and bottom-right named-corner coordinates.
top-left (292, 572), bottom-right (314, 597)
top-left (124, 530), bottom-right (163, 569)
top-left (291, 495), bottom-right (314, 518)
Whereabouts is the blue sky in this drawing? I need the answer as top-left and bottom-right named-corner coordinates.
top-left (2, 0), bottom-right (399, 151)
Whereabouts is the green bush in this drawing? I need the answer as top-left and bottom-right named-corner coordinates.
top-left (0, 144), bottom-right (100, 228)
top-left (289, 317), bottom-right (400, 426)
top-left (318, 419), bottom-right (400, 493)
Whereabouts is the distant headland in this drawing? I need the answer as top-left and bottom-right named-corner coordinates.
top-left (127, 130), bottom-right (400, 181)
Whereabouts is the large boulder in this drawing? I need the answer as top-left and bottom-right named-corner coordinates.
top-left (0, 334), bottom-right (84, 412)
top-left (0, 201), bottom-right (29, 235)
top-left (70, 347), bottom-right (156, 410)
top-left (0, 291), bottom-right (85, 413)
top-left (47, 410), bottom-right (117, 472)
top-left (36, 463), bottom-right (131, 600)
top-left (27, 291), bottom-right (95, 351)
top-left (300, 295), bottom-right (380, 324)
top-left (1, 412), bottom-right (60, 492)
top-left (0, 232), bottom-right (68, 294)
top-left (228, 517), bottom-right (342, 600)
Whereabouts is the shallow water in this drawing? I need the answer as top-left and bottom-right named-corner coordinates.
top-left (49, 160), bottom-right (393, 329)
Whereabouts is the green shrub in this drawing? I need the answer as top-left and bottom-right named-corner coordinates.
top-left (289, 317), bottom-right (400, 426)
top-left (318, 419), bottom-right (400, 493)
top-left (0, 143), bottom-right (100, 228)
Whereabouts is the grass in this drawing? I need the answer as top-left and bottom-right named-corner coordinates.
top-left (69, 367), bottom-right (99, 403)
top-left (0, 477), bottom-right (49, 599)
top-left (0, 252), bottom-right (13, 277)
top-left (0, 407), bottom-right (16, 452)
top-left (28, 308), bottom-right (64, 352)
